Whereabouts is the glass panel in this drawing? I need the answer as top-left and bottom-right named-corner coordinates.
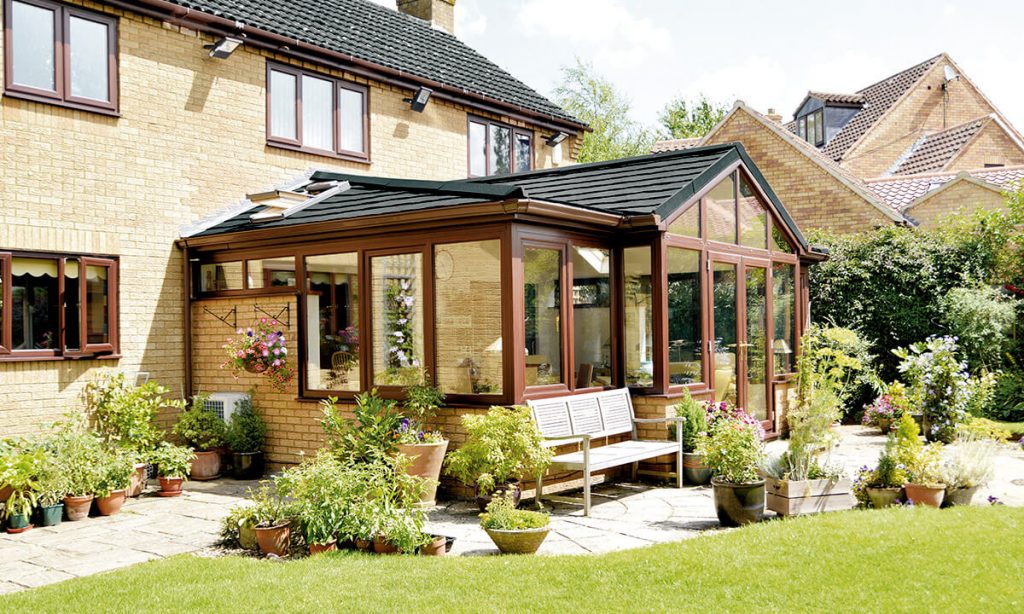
top-left (797, 118), bottom-right (805, 139)
top-left (745, 267), bottom-right (768, 421)
top-left (772, 222), bottom-right (794, 253)
top-left (707, 174), bottom-right (737, 244)
top-left (306, 253), bottom-right (359, 391)
top-left (247, 257), bottom-right (296, 289)
top-left (469, 121), bottom-right (487, 177)
top-left (339, 87), bottom-right (365, 153)
top-left (199, 262), bottom-right (243, 292)
top-left (11, 257), bottom-right (59, 350)
top-left (372, 253), bottom-right (425, 386)
top-left (668, 203), bottom-right (700, 237)
top-left (0, 259), bottom-right (4, 348)
top-left (523, 247), bottom-right (562, 386)
top-left (572, 246), bottom-right (611, 389)
top-left (69, 15), bottom-right (109, 101)
top-left (11, 1), bottom-right (56, 91)
top-left (712, 262), bottom-right (737, 404)
top-left (667, 248), bottom-right (702, 385)
top-left (514, 133), bottom-right (532, 172)
top-left (489, 125), bottom-right (512, 176)
top-left (814, 111), bottom-right (824, 144)
top-left (435, 240), bottom-right (503, 394)
top-left (302, 75), bottom-right (334, 151)
top-left (738, 177), bottom-right (767, 249)
top-left (269, 70), bottom-right (297, 140)
top-left (85, 264), bottom-right (109, 345)
top-left (623, 246), bottom-right (653, 387)
top-left (806, 113), bottom-right (816, 144)
top-left (773, 263), bottom-right (797, 375)
top-left (64, 260), bottom-right (79, 351)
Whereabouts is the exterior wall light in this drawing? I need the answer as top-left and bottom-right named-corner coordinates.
top-left (404, 86), bottom-right (433, 112)
top-left (545, 131), bottom-right (568, 146)
top-left (206, 37), bottom-right (243, 59)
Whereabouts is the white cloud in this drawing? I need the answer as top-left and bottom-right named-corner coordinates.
top-left (455, 0), bottom-right (488, 38)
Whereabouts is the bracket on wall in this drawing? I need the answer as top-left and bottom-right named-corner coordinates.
top-left (254, 304), bottom-right (290, 328)
top-left (203, 306), bottom-right (237, 329)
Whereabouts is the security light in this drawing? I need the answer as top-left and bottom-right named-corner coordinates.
top-left (545, 131), bottom-right (569, 147)
top-left (404, 86), bottom-right (433, 112)
top-left (206, 37), bottom-right (242, 59)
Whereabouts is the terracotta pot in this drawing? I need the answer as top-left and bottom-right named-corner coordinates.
top-left (683, 452), bottom-right (712, 486)
top-left (866, 486), bottom-right (902, 509)
top-left (944, 485), bottom-right (980, 507)
top-left (238, 521), bottom-right (258, 550)
top-left (711, 478), bottom-right (765, 527)
top-left (904, 483), bottom-right (945, 508)
top-left (373, 535), bottom-right (399, 555)
top-left (419, 535), bottom-right (447, 556)
top-left (876, 418), bottom-right (893, 434)
top-left (475, 480), bottom-right (521, 513)
top-left (396, 440), bottom-right (448, 507)
top-left (157, 477), bottom-right (184, 497)
top-left (97, 489), bottom-right (127, 516)
top-left (355, 538), bottom-right (373, 552)
top-left (231, 452), bottom-right (265, 480)
top-left (5, 513), bottom-right (33, 534)
top-left (0, 485), bottom-right (12, 505)
top-left (309, 540), bottom-right (338, 555)
top-left (484, 527), bottom-right (549, 555)
top-left (63, 494), bottom-right (95, 521)
top-left (255, 522), bottom-right (291, 557)
top-left (128, 463), bottom-right (148, 498)
top-left (38, 504), bottom-right (64, 527)
top-left (191, 450), bottom-right (222, 481)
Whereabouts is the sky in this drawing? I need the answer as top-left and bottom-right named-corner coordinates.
top-left (370, 0), bottom-right (1024, 132)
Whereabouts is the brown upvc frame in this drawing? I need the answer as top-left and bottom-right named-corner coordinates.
top-left (265, 61), bottom-right (370, 163)
top-left (80, 257), bottom-right (118, 354)
top-left (0, 253), bottom-right (10, 354)
top-left (2, 0), bottom-right (119, 115)
top-left (467, 115), bottom-right (534, 178)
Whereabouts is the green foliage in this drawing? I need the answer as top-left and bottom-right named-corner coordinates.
top-left (553, 58), bottom-right (654, 162)
top-left (224, 396), bottom-right (267, 454)
top-left (320, 391), bottom-right (404, 463)
top-left (895, 336), bottom-right (972, 443)
top-left (480, 492), bottom-right (549, 531)
top-left (83, 370), bottom-right (181, 457)
top-left (0, 441), bottom-right (45, 519)
top-left (658, 95), bottom-right (727, 139)
top-left (404, 376), bottom-right (445, 426)
top-left (990, 366), bottom-right (1024, 422)
top-left (698, 414), bottom-right (764, 484)
top-left (672, 388), bottom-right (708, 449)
top-left (245, 483), bottom-right (294, 528)
top-left (173, 398), bottom-right (227, 451)
top-left (959, 416), bottom-right (1012, 442)
top-left (275, 452), bottom-right (350, 545)
top-left (444, 406), bottom-right (553, 494)
top-left (940, 287), bottom-right (1015, 370)
top-left (867, 439), bottom-right (909, 489)
top-left (47, 420), bottom-right (107, 497)
top-left (95, 449), bottom-right (136, 499)
top-left (151, 441), bottom-right (196, 479)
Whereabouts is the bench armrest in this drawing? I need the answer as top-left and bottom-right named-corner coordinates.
top-left (632, 417), bottom-right (685, 424)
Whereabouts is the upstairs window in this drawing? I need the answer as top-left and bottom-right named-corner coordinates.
top-left (797, 109), bottom-right (824, 146)
top-left (267, 63), bottom-right (369, 161)
top-left (3, 0), bottom-right (118, 113)
top-left (468, 117), bottom-right (532, 177)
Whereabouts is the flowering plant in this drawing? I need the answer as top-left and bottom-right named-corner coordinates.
top-left (861, 383), bottom-right (911, 429)
top-left (895, 336), bottom-right (971, 443)
top-left (698, 409), bottom-right (765, 484)
top-left (394, 417), bottom-right (445, 445)
top-left (222, 319), bottom-right (294, 392)
top-left (705, 400), bottom-right (766, 441)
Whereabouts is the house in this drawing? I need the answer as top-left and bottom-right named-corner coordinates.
top-left (0, 0), bottom-right (587, 437)
top-left (668, 53), bottom-right (1024, 233)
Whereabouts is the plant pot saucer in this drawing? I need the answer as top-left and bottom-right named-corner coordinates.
top-left (6, 524), bottom-right (34, 534)
top-left (156, 490), bottom-right (184, 497)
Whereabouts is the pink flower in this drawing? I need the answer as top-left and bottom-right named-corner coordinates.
top-left (273, 359), bottom-right (281, 367)
top-left (262, 350), bottom-right (269, 357)
top-left (236, 351), bottom-right (245, 358)
top-left (261, 317), bottom-right (267, 324)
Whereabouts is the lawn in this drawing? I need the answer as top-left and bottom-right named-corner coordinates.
top-left (995, 420), bottom-right (1024, 436)
top-left (3, 506), bottom-right (1022, 613)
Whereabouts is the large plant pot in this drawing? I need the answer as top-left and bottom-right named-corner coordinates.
top-left (683, 452), bottom-right (712, 486)
top-left (420, 535), bottom-right (447, 556)
top-left (239, 520), bottom-right (258, 550)
top-left (0, 485), bottom-right (12, 505)
top-left (231, 452), bottom-right (265, 480)
top-left (373, 535), bottom-right (400, 555)
top-left (866, 486), bottom-right (902, 509)
top-left (396, 440), bottom-right (449, 507)
top-left (904, 483), bottom-right (945, 508)
top-left (191, 450), bottom-right (222, 481)
top-left (128, 463), bottom-right (148, 498)
top-left (355, 538), bottom-right (373, 552)
top-left (39, 504), bottom-right (64, 527)
top-left (484, 527), bottom-right (550, 555)
top-left (5, 513), bottom-right (33, 534)
top-left (157, 477), bottom-right (184, 497)
top-left (475, 480), bottom-right (521, 513)
top-left (711, 478), bottom-right (765, 527)
top-left (765, 476), bottom-right (855, 516)
top-left (876, 418), bottom-right (893, 434)
top-left (255, 522), bottom-right (291, 557)
top-left (944, 485), bottom-right (980, 507)
top-left (63, 494), bottom-right (94, 521)
top-left (309, 540), bottom-right (338, 555)
top-left (97, 489), bottom-right (127, 516)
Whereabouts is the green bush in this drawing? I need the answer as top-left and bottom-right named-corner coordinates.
top-left (672, 388), bottom-right (707, 449)
top-left (224, 397), bottom-right (267, 454)
top-left (173, 399), bottom-right (227, 451)
top-left (940, 286), bottom-right (1015, 370)
top-left (151, 442), bottom-right (196, 479)
top-left (480, 492), bottom-right (549, 531)
top-left (47, 421), bottom-right (107, 497)
top-left (320, 390), bottom-right (403, 463)
top-left (989, 366), bottom-right (1024, 422)
top-left (83, 370), bottom-right (183, 458)
top-left (698, 413), bottom-right (764, 484)
top-left (444, 406), bottom-right (552, 495)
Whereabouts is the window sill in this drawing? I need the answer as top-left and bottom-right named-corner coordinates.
top-left (4, 90), bottom-right (120, 118)
top-left (0, 353), bottom-right (121, 363)
top-left (267, 141), bottom-right (370, 165)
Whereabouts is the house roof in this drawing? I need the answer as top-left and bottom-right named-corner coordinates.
top-left (159, 0), bottom-right (583, 128)
top-left (888, 117), bottom-right (988, 176)
top-left (793, 91), bottom-right (865, 115)
top-left (651, 137), bottom-right (702, 153)
top-left (187, 143), bottom-right (809, 249)
top-left (866, 165), bottom-right (1024, 210)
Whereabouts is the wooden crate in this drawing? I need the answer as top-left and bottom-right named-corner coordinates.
top-left (765, 477), bottom-right (855, 516)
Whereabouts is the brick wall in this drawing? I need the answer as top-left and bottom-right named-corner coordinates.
top-left (0, 0), bottom-right (574, 437)
top-left (907, 180), bottom-right (1005, 230)
top-left (946, 123), bottom-right (1024, 172)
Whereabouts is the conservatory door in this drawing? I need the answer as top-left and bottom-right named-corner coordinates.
top-left (742, 264), bottom-right (771, 430)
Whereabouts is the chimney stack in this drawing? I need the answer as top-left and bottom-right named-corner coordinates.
top-left (397, 0), bottom-right (456, 35)
top-left (766, 108), bottom-right (783, 123)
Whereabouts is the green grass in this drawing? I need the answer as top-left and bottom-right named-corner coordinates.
top-left (994, 420), bottom-right (1024, 436)
top-left (3, 507), bottom-right (1022, 613)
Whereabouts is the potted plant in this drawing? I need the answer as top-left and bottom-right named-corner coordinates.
top-left (222, 318), bottom-right (295, 392)
top-left (480, 492), bottom-right (550, 555)
top-left (673, 390), bottom-right (711, 485)
top-left (251, 490), bottom-right (293, 557)
top-left (1, 444), bottom-right (44, 534)
top-left (151, 442), bottom-right (196, 497)
top-left (173, 398), bottom-right (227, 481)
top-left (940, 434), bottom-right (998, 507)
top-left (854, 441), bottom-right (908, 509)
top-left (904, 444), bottom-right (946, 508)
top-left (95, 450), bottom-right (135, 516)
top-left (699, 409), bottom-right (765, 526)
top-left (224, 396), bottom-right (267, 480)
top-left (895, 336), bottom-right (972, 443)
top-left (861, 382), bottom-right (911, 435)
top-left (274, 452), bottom-right (348, 555)
top-left (221, 503), bottom-right (262, 551)
top-left (444, 405), bottom-right (553, 512)
top-left (49, 423), bottom-right (105, 522)
top-left (35, 450), bottom-right (68, 528)
top-left (394, 378), bottom-right (447, 507)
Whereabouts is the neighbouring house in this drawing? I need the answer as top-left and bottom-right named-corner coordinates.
top-left (0, 0), bottom-right (588, 437)
top-left (182, 143), bottom-right (823, 493)
top-left (664, 53), bottom-right (1024, 233)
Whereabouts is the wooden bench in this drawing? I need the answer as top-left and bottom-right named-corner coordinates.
top-left (527, 388), bottom-right (684, 516)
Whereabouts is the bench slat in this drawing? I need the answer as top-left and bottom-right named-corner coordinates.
top-left (549, 440), bottom-right (680, 472)
top-left (598, 390), bottom-right (633, 435)
top-left (567, 396), bottom-right (603, 434)
top-left (530, 398), bottom-right (573, 438)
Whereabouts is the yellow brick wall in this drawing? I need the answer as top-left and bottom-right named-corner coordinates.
top-left (906, 181), bottom-right (1005, 230)
top-left (946, 123), bottom-right (1024, 172)
top-left (0, 0), bottom-right (574, 437)
top-left (705, 110), bottom-right (893, 234)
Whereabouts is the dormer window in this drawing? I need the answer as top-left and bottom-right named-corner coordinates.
top-left (797, 109), bottom-right (824, 146)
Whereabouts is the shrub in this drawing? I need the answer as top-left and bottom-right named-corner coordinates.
top-left (444, 406), bottom-right (552, 495)
top-left (672, 388), bottom-right (708, 450)
top-left (320, 390), bottom-right (404, 463)
top-left (173, 398), bottom-right (227, 451)
top-left (940, 433), bottom-right (998, 489)
top-left (151, 442), bottom-right (196, 479)
top-left (959, 417), bottom-right (1012, 442)
top-left (83, 370), bottom-right (182, 457)
top-left (895, 336), bottom-right (973, 443)
top-left (95, 450), bottom-right (136, 498)
top-left (800, 324), bottom-right (877, 419)
top-left (940, 286), bottom-right (1015, 370)
top-left (699, 411), bottom-right (764, 484)
top-left (47, 421), bottom-right (106, 497)
top-left (989, 366), bottom-right (1024, 422)
top-left (480, 492), bottom-right (549, 531)
top-left (224, 397), bottom-right (267, 454)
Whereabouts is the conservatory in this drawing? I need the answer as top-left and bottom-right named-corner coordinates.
top-left (181, 143), bottom-right (824, 436)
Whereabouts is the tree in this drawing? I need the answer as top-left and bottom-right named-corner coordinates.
top-left (658, 95), bottom-right (728, 140)
top-left (553, 59), bottom-right (653, 163)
